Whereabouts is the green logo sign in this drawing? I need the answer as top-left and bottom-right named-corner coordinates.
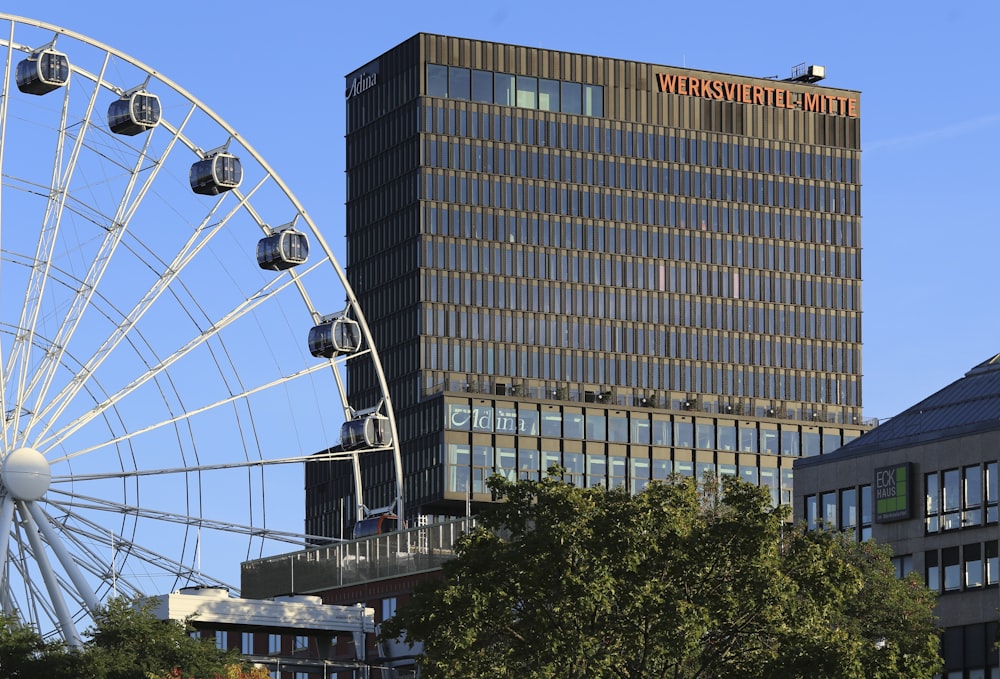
top-left (875, 463), bottom-right (910, 522)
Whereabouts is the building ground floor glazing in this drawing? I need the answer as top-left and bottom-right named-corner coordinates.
top-left (306, 392), bottom-right (867, 536)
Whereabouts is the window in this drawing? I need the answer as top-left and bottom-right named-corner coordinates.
top-left (674, 420), bottom-right (693, 448)
top-left (943, 546), bottom-right (961, 591)
top-left (448, 67), bottom-right (470, 100)
top-left (926, 551), bottom-right (940, 592)
top-left (382, 597), bottom-right (397, 621)
top-left (926, 472), bottom-right (940, 533)
top-left (942, 468), bottom-right (961, 530)
top-left (494, 73), bottom-right (515, 106)
top-left (561, 81), bottom-right (582, 114)
top-left (987, 541), bottom-right (999, 586)
top-left (840, 488), bottom-right (857, 536)
top-left (926, 463), bottom-right (997, 533)
top-left (821, 491), bottom-right (837, 529)
top-left (518, 448), bottom-right (540, 480)
top-left (806, 494), bottom-right (818, 530)
top-left (471, 69), bottom-right (493, 102)
top-left (538, 78), bottom-right (560, 111)
top-left (891, 554), bottom-right (914, 579)
top-left (427, 64), bottom-right (448, 97)
top-left (515, 76), bottom-right (537, 108)
top-left (268, 633), bottom-right (281, 654)
top-left (242, 632), bottom-right (254, 654)
top-left (964, 465), bottom-right (982, 527)
top-left (965, 544), bottom-right (983, 588)
top-left (859, 484), bottom-right (872, 541)
top-left (215, 630), bottom-right (228, 651)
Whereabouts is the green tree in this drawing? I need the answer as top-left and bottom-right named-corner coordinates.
top-left (0, 613), bottom-right (80, 678)
top-left (85, 596), bottom-right (243, 679)
top-left (380, 472), bottom-right (941, 679)
top-left (0, 596), bottom-right (253, 678)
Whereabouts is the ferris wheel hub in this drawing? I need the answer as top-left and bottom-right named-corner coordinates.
top-left (2, 446), bottom-right (51, 501)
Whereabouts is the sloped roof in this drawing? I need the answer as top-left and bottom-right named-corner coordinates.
top-left (800, 353), bottom-right (1000, 465)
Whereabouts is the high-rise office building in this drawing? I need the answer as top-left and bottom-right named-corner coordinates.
top-left (306, 34), bottom-right (869, 536)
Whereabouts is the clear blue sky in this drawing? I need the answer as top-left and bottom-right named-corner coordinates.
top-left (3, 1), bottom-right (996, 422)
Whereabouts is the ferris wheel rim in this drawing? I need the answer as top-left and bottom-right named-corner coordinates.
top-left (0, 13), bottom-right (403, 644)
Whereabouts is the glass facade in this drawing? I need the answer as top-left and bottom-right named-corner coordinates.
top-left (310, 33), bottom-right (868, 535)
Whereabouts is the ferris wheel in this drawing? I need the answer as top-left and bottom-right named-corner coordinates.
top-left (0, 14), bottom-right (403, 645)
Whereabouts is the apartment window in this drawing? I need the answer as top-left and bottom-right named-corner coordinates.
top-left (382, 597), bottom-right (397, 621)
top-left (268, 633), bottom-right (281, 654)
top-left (242, 632), bottom-right (254, 654)
top-left (965, 544), bottom-right (983, 588)
top-left (215, 630), bottom-right (228, 651)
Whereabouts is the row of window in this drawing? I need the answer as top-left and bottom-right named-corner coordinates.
top-left (418, 168), bottom-right (859, 228)
top-left (446, 442), bottom-right (794, 506)
top-left (419, 102), bottom-right (859, 181)
top-left (422, 204), bottom-right (861, 255)
top-left (426, 64), bottom-right (605, 117)
top-left (804, 487), bottom-right (874, 541)
top-left (422, 309), bottom-right (859, 376)
top-left (425, 341), bottom-right (860, 406)
top-left (926, 464), bottom-right (1000, 532)
top-left (803, 462), bottom-right (1000, 539)
top-left (422, 141), bottom-right (860, 216)
top-left (926, 542), bottom-right (1000, 593)
top-left (421, 247), bottom-right (860, 312)
top-left (445, 402), bottom-right (856, 454)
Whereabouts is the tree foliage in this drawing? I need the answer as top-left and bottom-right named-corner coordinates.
top-left (380, 473), bottom-right (941, 679)
top-left (0, 595), bottom-right (262, 679)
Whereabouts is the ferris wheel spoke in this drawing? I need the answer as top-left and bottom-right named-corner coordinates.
top-left (5, 523), bottom-right (96, 629)
top-left (16, 500), bottom-right (83, 645)
top-left (23, 500), bottom-right (99, 613)
top-left (37, 264), bottom-right (312, 453)
top-left (47, 360), bottom-right (329, 464)
top-left (6, 54), bottom-right (111, 447)
top-left (18, 103), bottom-right (199, 447)
top-left (4, 550), bottom-right (55, 629)
top-left (44, 498), bottom-right (234, 590)
top-left (0, 496), bottom-right (14, 594)
top-left (51, 440), bottom-right (354, 476)
top-left (46, 488), bottom-right (327, 546)
top-left (0, 28), bottom-right (16, 443)
top-left (30, 177), bottom-right (270, 448)
top-left (32, 503), bottom-right (143, 599)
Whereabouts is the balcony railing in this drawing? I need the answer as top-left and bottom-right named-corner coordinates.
top-left (241, 518), bottom-right (475, 599)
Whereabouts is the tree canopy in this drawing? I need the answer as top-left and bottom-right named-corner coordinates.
top-left (380, 472), bottom-right (941, 679)
top-left (0, 595), bottom-right (267, 679)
